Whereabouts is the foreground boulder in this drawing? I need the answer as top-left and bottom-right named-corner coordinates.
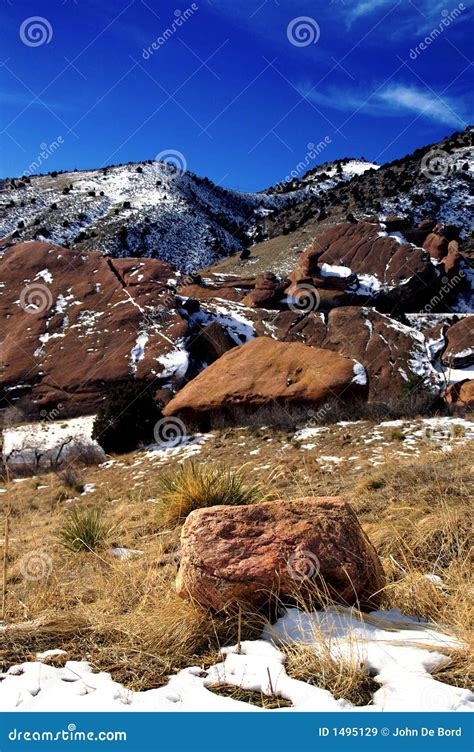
top-left (163, 337), bottom-right (366, 428)
top-left (176, 497), bottom-right (384, 610)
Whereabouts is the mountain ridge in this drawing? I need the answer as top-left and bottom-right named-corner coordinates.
top-left (1, 127), bottom-right (472, 274)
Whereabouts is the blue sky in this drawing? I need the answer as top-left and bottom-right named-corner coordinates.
top-left (0, 0), bottom-right (472, 190)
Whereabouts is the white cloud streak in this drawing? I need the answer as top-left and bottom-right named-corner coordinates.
top-left (300, 81), bottom-right (469, 127)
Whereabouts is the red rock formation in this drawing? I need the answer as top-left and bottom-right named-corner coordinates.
top-left (163, 337), bottom-right (366, 427)
top-left (293, 221), bottom-right (434, 289)
top-left (423, 227), bottom-right (448, 261)
top-left (442, 318), bottom-right (473, 368)
top-left (0, 242), bottom-right (189, 414)
top-left (265, 307), bottom-right (438, 401)
top-left (445, 379), bottom-right (474, 410)
top-left (176, 497), bottom-right (385, 610)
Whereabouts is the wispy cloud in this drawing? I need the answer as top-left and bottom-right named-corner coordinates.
top-left (299, 81), bottom-right (469, 127)
top-left (348, 0), bottom-right (447, 22)
top-left (349, 0), bottom-right (393, 22)
top-left (378, 83), bottom-right (467, 126)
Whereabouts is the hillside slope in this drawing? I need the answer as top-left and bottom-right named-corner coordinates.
top-left (0, 157), bottom-right (376, 273)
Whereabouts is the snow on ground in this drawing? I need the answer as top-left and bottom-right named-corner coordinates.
top-left (156, 340), bottom-right (190, 380)
top-left (110, 547), bottom-right (144, 561)
top-left (2, 416), bottom-right (99, 462)
top-left (293, 427), bottom-right (328, 443)
top-left (1, 606), bottom-right (471, 712)
top-left (143, 434), bottom-right (211, 464)
top-left (291, 417), bottom-right (474, 466)
top-left (129, 332), bottom-right (149, 373)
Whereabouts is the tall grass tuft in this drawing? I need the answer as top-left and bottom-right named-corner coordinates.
top-left (155, 461), bottom-right (262, 525)
top-left (59, 508), bottom-right (110, 553)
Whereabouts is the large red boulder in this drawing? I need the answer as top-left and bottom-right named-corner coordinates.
top-left (176, 497), bottom-right (385, 610)
top-left (163, 337), bottom-right (366, 427)
top-left (441, 318), bottom-right (473, 368)
top-left (266, 307), bottom-right (440, 401)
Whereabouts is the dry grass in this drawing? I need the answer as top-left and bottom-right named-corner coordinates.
top-left (207, 684), bottom-right (293, 709)
top-left (432, 645), bottom-right (474, 690)
top-left (154, 460), bottom-right (264, 526)
top-left (59, 508), bottom-right (111, 552)
top-left (0, 421), bottom-right (472, 696)
top-left (283, 641), bottom-right (379, 706)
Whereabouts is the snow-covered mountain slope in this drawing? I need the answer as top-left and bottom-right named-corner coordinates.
top-left (0, 157), bottom-right (379, 274)
top-left (260, 127), bottom-right (474, 243)
top-left (379, 143), bottom-right (474, 230)
top-left (2, 129), bottom-right (472, 275)
top-left (0, 162), bottom-right (273, 272)
top-left (267, 157), bottom-right (379, 196)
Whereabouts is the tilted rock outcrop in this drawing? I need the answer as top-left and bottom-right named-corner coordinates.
top-left (287, 221), bottom-right (437, 309)
top-left (163, 336), bottom-right (366, 428)
top-left (0, 242), bottom-right (188, 414)
top-left (265, 307), bottom-right (440, 400)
